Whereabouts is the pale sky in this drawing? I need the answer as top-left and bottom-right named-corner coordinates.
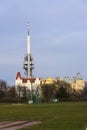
top-left (0, 0), bottom-right (87, 85)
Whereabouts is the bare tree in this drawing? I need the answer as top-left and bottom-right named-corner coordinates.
top-left (41, 84), bottom-right (55, 102)
top-left (0, 79), bottom-right (7, 98)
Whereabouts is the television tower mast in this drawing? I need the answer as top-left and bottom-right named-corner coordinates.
top-left (23, 22), bottom-right (34, 78)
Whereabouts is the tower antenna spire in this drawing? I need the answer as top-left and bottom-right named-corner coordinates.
top-left (27, 21), bottom-right (30, 35)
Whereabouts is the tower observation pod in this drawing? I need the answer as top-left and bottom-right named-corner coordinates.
top-left (23, 22), bottom-right (34, 78)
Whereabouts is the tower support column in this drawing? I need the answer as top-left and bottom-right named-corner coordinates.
top-left (23, 22), bottom-right (34, 78)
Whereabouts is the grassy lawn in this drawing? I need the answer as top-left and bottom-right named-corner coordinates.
top-left (0, 102), bottom-right (87, 130)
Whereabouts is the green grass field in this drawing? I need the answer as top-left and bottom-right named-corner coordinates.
top-left (0, 102), bottom-right (87, 130)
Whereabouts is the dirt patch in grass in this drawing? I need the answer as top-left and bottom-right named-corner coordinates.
top-left (0, 121), bottom-right (41, 130)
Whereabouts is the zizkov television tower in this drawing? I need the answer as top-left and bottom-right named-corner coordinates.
top-left (23, 22), bottom-right (34, 78)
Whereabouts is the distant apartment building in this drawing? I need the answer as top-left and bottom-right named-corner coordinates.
top-left (41, 73), bottom-right (85, 92)
top-left (57, 73), bottom-right (85, 92)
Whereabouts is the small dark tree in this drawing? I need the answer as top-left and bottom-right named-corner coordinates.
top-left (0, 90), bottom-right (5, 98)
top-left (6, 86), bottom-right (15, 97)
top-left (55, 80), bottom-right (72, 101)
top-left (0, 79), bottom-right (7, 98)
top-left (21, 86), bottom-right (27, 101)
top-left (17, 86), bottom-right (21, 103)
top-left (41, 84), bottom-right (55, 102)
top-left (0, 79), bottom-right (7, 91)
top-left (58, 86), bottom-right (69, 98)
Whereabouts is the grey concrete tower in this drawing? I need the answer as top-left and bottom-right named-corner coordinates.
top-left (23, 22), bottom-right (34, 78)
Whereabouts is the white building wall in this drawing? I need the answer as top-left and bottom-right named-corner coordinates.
top-left (15, 77), bottom-right (41, 97)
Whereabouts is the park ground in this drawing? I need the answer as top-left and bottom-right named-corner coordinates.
top-left (0, 102), bottom-right (87, 130)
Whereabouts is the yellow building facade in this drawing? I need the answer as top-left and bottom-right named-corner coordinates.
top-left (41, 77), bottom-right (55, 85)
top-left (41, 73), bottom-right (85, 92)
top-left (72, 79), bottom-right (85, 92)
top-left (59, 73), bottom-right (85, 92)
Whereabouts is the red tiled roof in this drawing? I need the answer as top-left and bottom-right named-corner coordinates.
top-left (22, 78), bottom-right (36, 83)
top-left (16, 72), bottom-right (21, 79)
top-left (16, 72), bottom-right (37, 83)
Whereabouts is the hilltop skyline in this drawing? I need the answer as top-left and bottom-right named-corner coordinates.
top-left (0, 0), bottom-right (87, 85)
